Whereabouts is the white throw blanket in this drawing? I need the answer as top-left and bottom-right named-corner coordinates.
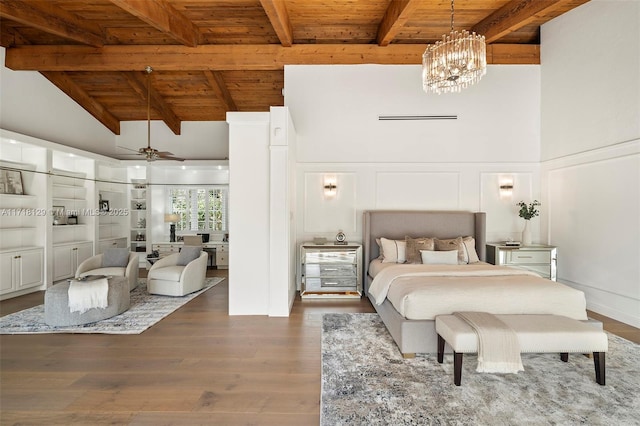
top-left (454, 311), bottom-right (524, 374)
top-left (68, 278), bottom-right (109, 314)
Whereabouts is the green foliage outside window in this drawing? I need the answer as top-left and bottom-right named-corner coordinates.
top-left (168, 187), bottom-right (227, 232)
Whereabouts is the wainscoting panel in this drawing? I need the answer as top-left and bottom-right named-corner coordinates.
top-left (480, 172), bottom-right (534, 243)
top-left (546, 149), bottom-right (639, 327)
top-left (375, 172), bottom-right (460, 210)
top-left (303, 172), bottom-right (357, 233)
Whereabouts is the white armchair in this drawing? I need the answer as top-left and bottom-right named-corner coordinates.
top-left (147, 250), bottom-right (208, 296)
top-left (75, 251), bottom-right (139, 291)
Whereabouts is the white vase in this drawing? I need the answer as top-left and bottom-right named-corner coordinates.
top-left (521, 220), bottom-right (532, 246)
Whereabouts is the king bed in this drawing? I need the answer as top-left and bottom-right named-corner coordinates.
top-left (363, 210), bottom-right (590, 357)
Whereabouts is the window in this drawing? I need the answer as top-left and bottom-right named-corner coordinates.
top-left (167, 186), bottom-right (227, 233)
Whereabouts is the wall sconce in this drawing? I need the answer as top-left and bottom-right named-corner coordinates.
top-left (499, 177), bottom-right (514, 199)
top-left (323, 175), bottom-right (338, 198)
top-left (164, 213), bottom-right (180, 242)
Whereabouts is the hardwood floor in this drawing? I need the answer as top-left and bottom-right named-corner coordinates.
top-left (1, 269), bottom-right (637, 425)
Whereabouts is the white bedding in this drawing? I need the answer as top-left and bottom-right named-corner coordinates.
top-left (368, 263), bottom-right (588, 321)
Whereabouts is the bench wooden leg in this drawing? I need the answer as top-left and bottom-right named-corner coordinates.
top-left (594, 352), bottom-right (606, 385)
top-left (560, 352), bottom-right (568, 362)
top-left (454, 352), bottom-right (463, 386)
top-left (437, 334), bottom-right (445, 364)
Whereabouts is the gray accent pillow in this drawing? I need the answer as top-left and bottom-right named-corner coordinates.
top-left (435, 237), bottom-right (466, 264)
top-left (177, 246), bottom-right (201, 266)
top-left (405, 236), bottom-right (435, 264)
top-left (102, 248), bottom-right (130, 267)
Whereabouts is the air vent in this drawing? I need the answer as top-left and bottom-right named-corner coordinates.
top-left (378, 115), bottom-right (457, 121)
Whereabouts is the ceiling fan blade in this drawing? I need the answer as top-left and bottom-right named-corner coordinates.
top-left (117, 146), bottom-right (142, 153)
top-left (157, 153), bottom-right (185, 161)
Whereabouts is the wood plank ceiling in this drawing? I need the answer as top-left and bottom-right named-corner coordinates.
top-left (0, 0), bottom-right (589, 135)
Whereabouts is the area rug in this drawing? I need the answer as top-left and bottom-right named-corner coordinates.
top-left (0, 277), bottom-right (223, 335)
top-left (321, 313), bottom-right (640, 426)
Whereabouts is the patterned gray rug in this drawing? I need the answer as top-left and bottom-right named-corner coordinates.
top-left (0, 277), bottom-right (223, 334)
top-left (321, 313), bottom-right (640, 426)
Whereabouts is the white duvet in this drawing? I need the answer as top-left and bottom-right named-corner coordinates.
top-left (368, 263), bottom-right (587, 321)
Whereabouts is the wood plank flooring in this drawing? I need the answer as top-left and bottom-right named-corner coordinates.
top-left (1, 269), bottom-right (637, 425)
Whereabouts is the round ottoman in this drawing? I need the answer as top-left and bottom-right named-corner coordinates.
top-left (44, 276), bottom-right (130, 326)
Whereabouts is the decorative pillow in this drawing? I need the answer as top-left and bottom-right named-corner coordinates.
top-left (420, 250), bottom-right (459, 265)
top-left (102, 248), bottom-right (130, 268)
top-left (405, 236), bottom-right (435, 264)
top-left (380, 237), bottom-right (406, 263)
top-left (435, 237), bottom-right (466, 264)
top-left (462, 236), bottom-right (480, 263)
top-left (177, 246), bottom-right (201, 266)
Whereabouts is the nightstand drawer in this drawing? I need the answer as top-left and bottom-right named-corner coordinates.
top-left (305, 264), bottom-right (356, 277)
top-left (507, 250), bottom-right (551, 264)
top-left (305, 277), bottom-right (356, 291)
top-left (305, 251), bottom-right (356, 264)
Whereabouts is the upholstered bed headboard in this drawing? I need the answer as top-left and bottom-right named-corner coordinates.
top-left (363, 210), bottom-right (486, 287)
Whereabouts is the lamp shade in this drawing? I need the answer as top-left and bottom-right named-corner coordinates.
top-left (164, 213), bottom-right (179, 223)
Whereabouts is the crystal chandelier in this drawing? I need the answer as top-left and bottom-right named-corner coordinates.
top-left (422, 0), bottom-right (486, 94)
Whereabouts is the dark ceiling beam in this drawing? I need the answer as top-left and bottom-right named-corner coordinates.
top-left (376, 0), bottom-right (422, 46)
top-left (108, 0), bottom-right (199, 47)
top-left (0, 0), bottom-right (104, 47)
top-left (41, 71), bottom-right (120, 135)
top-left (472, 0), bottom-right (576, 44)
top-left (123, 70), bottom-right (182, 135)
top-left (203, 71), bottom-right (238, 112)
top-left (259, 0), bottom-right (293, 47)
top-left (5, 43), bottom-right (540, 71)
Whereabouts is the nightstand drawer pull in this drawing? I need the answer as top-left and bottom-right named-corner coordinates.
top-left (508, 251), bottom-right (551, 264)
top-left (305, 277), bottom-right (356, 290)
top-left (305, 264), bottom-right (356, 277)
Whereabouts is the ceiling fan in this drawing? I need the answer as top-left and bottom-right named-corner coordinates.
top-left (121, 66), bottom-right (184, 162)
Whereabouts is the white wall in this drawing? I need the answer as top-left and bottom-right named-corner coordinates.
top-left (227, 109), bottom-right (298, 316)
top-left (285, 65), bottom-right (544, 251)
top-left (541, 0), bottom-right (640, 327)
top-left (116, 121), bottom-right (229, 160)
top-left (0, 48), bottom-right (115, 155)
top-left (227, 112), bottom-right (271, 315)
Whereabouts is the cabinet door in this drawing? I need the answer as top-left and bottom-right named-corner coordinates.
top-left (53, 246), bottom-right (73, 281)
top-left (75, 243), bottom-right (93, 268)
top-left (0, 252), bottom-right (15, 294)
top-left (17, 249), bottom-right (43, 290)
top-left (215, 245), bottom-right (228, 266)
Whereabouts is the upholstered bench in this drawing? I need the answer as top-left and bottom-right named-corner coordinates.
top-left (435, 314), bottom-right (608, 386)
top-left (44, 276), bottom-right (130, 326)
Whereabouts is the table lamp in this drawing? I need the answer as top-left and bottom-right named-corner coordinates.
top-left (164, 213), bottom-right (180, 242)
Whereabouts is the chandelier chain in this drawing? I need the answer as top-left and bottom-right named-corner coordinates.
top-left (450, 0), bottom-right (454, 33)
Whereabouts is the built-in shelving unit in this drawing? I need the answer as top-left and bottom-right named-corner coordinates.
top-left (50, 152), bottom-right (95, 282)
top-left (0, 143), bottom-right (47, 300)
top-left (130, 176), bottom-right (149, 267)
top-left (96, 163), bottom-right (128, 254)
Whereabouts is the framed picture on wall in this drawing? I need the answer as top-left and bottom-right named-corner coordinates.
top-left (99, 200), bottom-right (110, 212)
top-left (0, 169), bottom-right (24, 195)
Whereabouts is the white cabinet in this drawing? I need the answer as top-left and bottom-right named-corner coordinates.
top-left (215, 244), bottom-right (228, 268)
top-left (53, 242), bottom-right (93, 281)
top-left (152, 242), bottom-right (229, 269)
top-left (0, 248), bottom-right (44, 297)
top-left (97, 237), bottom-right (127, 254)
top-left (486, 243), bottom-right (557, 281)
